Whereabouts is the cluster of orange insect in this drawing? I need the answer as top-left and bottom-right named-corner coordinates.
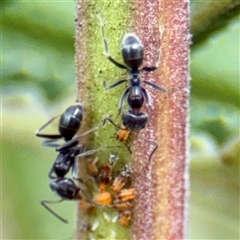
top-left (88, 155), bottom-right (135, 227)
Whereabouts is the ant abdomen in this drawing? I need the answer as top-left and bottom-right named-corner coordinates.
top-left (122, 110), bottom-right (148, 132)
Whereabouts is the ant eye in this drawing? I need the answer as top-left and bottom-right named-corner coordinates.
top-left (67, 188), bottom-right (76, 197)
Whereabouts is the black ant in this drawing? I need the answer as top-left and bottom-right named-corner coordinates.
top-left (36, 102), bottom-right (116, 179)
top-left (41, 143), bottom-right (114, 224)
top-left (98, 15), bottom-right (167, 114)
top-left (41, 142), bottom-right (118, 223)
top-left (39, 116), bottom-right (121, 223)
top-left (35, 103), bottom-right (83, 147)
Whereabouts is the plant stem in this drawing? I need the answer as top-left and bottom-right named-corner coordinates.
top-left (75, 1), bottom-right (190, 239)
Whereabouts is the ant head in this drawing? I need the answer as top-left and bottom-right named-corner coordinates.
top-left (50, 178), bottom-right (80, 200)
top-left (59, 103), bottom-right (83, 141)
top-left (121, 33), bottom-right (143, 70)
top-left (122, 110), bottom-right (148, 132)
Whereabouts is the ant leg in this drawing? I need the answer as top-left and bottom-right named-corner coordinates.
top-left (48, 168), bottom-right (56, 179)
top-left (141, 49), bottom-right (161, 72)
top-left (143, 80), bottom-right (167, 92)
top-left (103, 79), bottom-right (128, 90)
top-left (103, 117), bottom-right (121, 129)
top-left (71, 154), bottom-right (85, 183)
top-left (35, 115), bottom-right (62, 139)
top-left (97, 14), bottom-right (127, 70)
top-left (72, 175), bottom-right (84, 184)
top-left (142, 26), bottom-right (165, 72)
top-left (56, 118), bottom-right (107, 152)
top-left (42, 139), bottom-right (61, 148)
top-left (141, 87), bottom-right (151, 107)
top-left (123, 142), bottom-right (132, 154)
top-left (75, 146), bottom-right (121, 158)
top-left (118, 87), bottom-right (130, 115)
top-left (72, 178), bottom-right (102, 207)
top-left (141, 66), bottom-right (157, 72)
top-left (41, 199), bottom-right (68, 224)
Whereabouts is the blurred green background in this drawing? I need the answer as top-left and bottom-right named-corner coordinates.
top-left (1, 1), bottom-right (239, 239)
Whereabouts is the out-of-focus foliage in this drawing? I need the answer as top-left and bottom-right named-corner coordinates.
top-left (190, 0), bottom-right (240, 47)
top-left (189, 15), bottom-right (239, 240)
top-left (1, 1), bottom-right (239, 239)
top-left (2, 2), bottom-right (77, 239)
top-left (2, 1), bottom-right (76, 102)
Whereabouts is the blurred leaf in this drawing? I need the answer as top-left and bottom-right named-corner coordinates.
top-left (189, 6), bottom-right (239, 238)
top-left (191, 99), bottom-right (239, 145)
top-left (191, 0), bottom-right (240, 47)
top-left (221, 134), bottom-right (240, 165)
top-left (1, 2), bottom-right (76, 102)
top-left (191, 20), bottom-right (239, 108)
top-left (189, 156), bottom-right (239, 239)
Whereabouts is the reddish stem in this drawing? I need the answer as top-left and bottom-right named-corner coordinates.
top-left (131, 1), bottom-right (190, 239)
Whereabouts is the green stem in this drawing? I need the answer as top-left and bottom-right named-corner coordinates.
top-left (75, 0), bottom-right (190, 239)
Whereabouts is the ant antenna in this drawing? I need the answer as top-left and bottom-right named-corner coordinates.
top-left (41, 199), bottom-right (68, 224)
top-left (141, 137), bottom-right (158, 162)
top-left (75, 145), bottom-right (122, 158)
top-left (35, 115), bottom-right (62, 139)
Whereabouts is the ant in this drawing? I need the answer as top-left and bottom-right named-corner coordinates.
top-left (36, 102), bottom-right (118, 179)
top-left (41, 140), bottom-right (116, 223)
top-left (38, 110), bottom-right (120, 223)
top-left (35, 103), bottom-right (83, 147)
top-left (98, 15), bottom-right (167, 114)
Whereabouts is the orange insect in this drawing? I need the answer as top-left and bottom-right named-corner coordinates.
top-left (88, 154), bottom-right (118, 206)
top-left (118, 210), bottom-right (132, 226)
top-left (79, 199), bottom-right (94, 214)
top-left (93, 191), bottom-right (112, 206)
top-left (116, 188), bottom-right (135, 202)
top-left (87, 155), bottom-right (135, 227)
top-left (113, 198), bottom-right (133, 211)
top-left (112, 165), bottom-right (135, 226)
top-left (116, 125), bottom-right (130, 142)
top-left (112, 165), bottom-right (132, 193)
top-left (104, 117), bottom-right (132, 153)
